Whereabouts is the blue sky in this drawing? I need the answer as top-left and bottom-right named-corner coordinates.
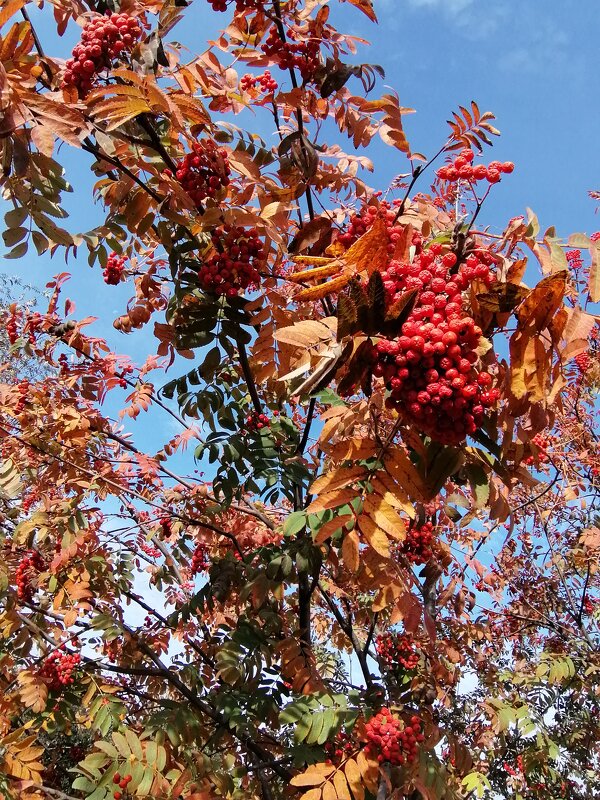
top-left (3, 0), bottom-right (599, 452)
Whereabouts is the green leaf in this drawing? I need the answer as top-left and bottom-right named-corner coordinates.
top-left (283, 510), bottom-right (306, 537)
top-left (123, 727), bottom-right (144, 761)
top-left (294, 713), bottom-right (313, 743)
top-left (112, 731), bottom-right (132, 759)
top-left (466, 463), bottom-right (490, 509)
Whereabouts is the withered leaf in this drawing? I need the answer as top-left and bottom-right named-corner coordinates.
top-left (476, 282), bottom-right (530, 314)
top-left (380, 288), bottom-right (419, 337)
top-left (516, 270), bottom-right (567, 331)
top-left (337, 292), bottom-right (359, 341)
top-left (336, 338), bottom-right (374, 397)
top-left (366, 270), bottom-right (386, 331)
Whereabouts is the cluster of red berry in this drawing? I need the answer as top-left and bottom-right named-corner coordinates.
top-left (240, 70), bottom-right (278, 94)
top-left (523, 433), bottom-right (551, 466)
top-left (436, 149), bottom-right (514, 184)
top-left (337, 198), bottom-right (404, 256)
top-left (15, 550), bottom-right (45, 601)
top-left (159, 516), bottom-right (172, 537)
top-left (197, 225), bottom-right (265, 297)
top-left (401, 521), bottom-right (435, 565)
top-left (39, 650), bottom-right (81, 691)
top-left (166, 140), bottom-right (230, 208)
top-left (261, 26), bottom-right (321, 82)
top-left (116, 364), bottom-right (135, 389)
top-left (364, 709), bottom-right (424, 765)
top-left (20, 491), bottom-right (38, 514)
top-left (583, 596), bottom-right (597, 615)
top-left (6, 310), bottom-right (19, 345)
top-left (15, 379), bottom-right (30, 414)
top-left (112, 771), bottom-right (133, 799)
top-left (103, 253), bottom-right (126, 285)
top-left (191, 543), bottom-right (210, 574)
top-left (574, 352), bottom-right (591, 374)
top-left (136, 533), bottom-right (161, 559)
top-left (373, 241), bottom-right (499, 443)
top-left (566, 248), bottom-right (584, 272)
top-left (324, 730), bottom-right (355, 765)
top-left (244, 411), bottom-right (271, 432)
top-left (376, 632), bottom-right (420, 672)
top-left (62, 13), bottom-right (142, 96)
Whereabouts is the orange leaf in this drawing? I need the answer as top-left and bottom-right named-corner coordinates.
top-left (343, 0), bottom-right (377, 22)
top-left (306, 488), bottom-right (357, 514)
top-left (0, 0), bottom-right (26, 28)
top-left (342, 530), bottom-right (360, 572)
top-left (383, 449), bottom-right (428, 502)
top-left (313, 514), bottom-right (353, 545)
top-left (310, 466), bottom-right (368, 496)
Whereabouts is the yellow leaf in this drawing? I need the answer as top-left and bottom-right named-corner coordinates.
top-left (356, 750), bottom-right (379, 793)
top-left (333, 769), bottom-right (352, 800)
top-left (288, 262), bottom-right (342, 283)
top-left (369, 474), bottom-right (414, 518)
top-left (357, 514), bottom-right (390, 557)
top-left (326, 438), bottom-right (379, 463)
top-left (343, 217), bottom-right (389, 276)
top-left (290, 763), bottom-right (335, 787)
top-left (301, 790), bottom-right (324, 800)
top-left (323, 780), bottom-right (339, 800)
top-left (362, 494), bottom-right (406, 541)
top-left (344, 759), bottom-right (365, 800)
top-left (296, 274), bottom-right (351, 302)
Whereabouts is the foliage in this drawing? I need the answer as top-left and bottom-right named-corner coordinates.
top-left (0, 1), bottom-right (599, 800)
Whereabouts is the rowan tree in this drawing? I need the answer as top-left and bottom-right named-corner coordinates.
top-left (0, 1), bottom-right (599, 800)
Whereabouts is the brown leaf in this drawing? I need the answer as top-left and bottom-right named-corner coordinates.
top-left (289, 217), bottom-right (333, 254)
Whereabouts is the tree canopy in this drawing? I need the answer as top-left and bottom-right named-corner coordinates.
top-left (0, 1), bottom-right (599, 799)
